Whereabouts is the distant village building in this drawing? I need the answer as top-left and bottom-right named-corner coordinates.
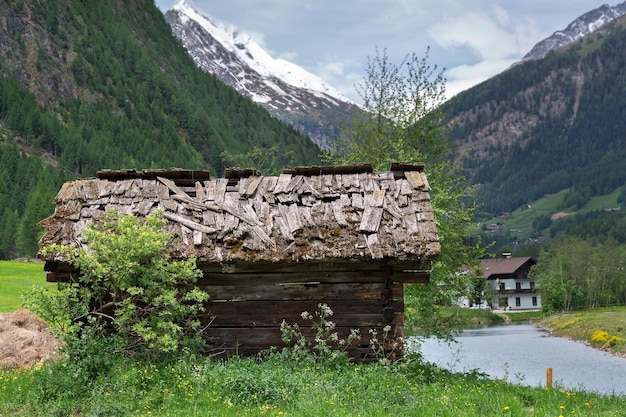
top-left (481, 254), bottom-right (539, 310)
top-left (458, 254), bottom-right (539, 311)
top-left (38, 163), bottom-right (440, 361)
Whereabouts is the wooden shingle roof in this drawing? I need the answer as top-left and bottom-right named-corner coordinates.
top-left (38, 163), bottom-right (440, 265)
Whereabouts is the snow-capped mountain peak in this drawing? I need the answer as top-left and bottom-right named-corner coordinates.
top-left (171, 0), bottom-right (349, 103)
top-left (521, 1), bottom-right (626, 62)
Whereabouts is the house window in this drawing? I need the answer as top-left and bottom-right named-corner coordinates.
top-left (530, 282), bottom-right (535, 290)
top-left (516, 282), bottom-right (522, 290)
top-left (515, 297), bottom-right (521, 307)
top-left (532, 296), bottom-right (538, 306)
top-left (499, 282), bottom-right (505, 291)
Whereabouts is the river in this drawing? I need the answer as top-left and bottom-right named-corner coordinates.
top-left (413, 322), bottom-right (626, 396)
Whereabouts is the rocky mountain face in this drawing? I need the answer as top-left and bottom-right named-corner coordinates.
top-left (164, 0), bottom-right (358, 150)
top-left (445, 13), bottom-right (626, 216)
top-left (521, 1), bottom-right (626, 61)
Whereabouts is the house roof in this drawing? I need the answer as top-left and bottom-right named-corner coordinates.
top-left (480, 257), bottom-right (536, 279)
top-left (38, 163), bottom-right (440, 265)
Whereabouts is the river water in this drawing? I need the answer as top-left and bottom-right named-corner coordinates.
top-left (412, 322), bottom-right (626, 396)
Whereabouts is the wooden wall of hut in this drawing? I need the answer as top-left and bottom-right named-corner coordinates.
top-left (198, 260), bottom-right (428, 361)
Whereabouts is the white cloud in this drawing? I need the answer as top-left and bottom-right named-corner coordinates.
top-left (445, 59), bottom-right (516, 98)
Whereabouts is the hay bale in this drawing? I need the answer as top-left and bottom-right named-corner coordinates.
top-left (0, 310), bottom-right (63, 369)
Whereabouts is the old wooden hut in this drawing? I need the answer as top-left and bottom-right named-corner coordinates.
top-left (38, 163), bottom-right (440, 361)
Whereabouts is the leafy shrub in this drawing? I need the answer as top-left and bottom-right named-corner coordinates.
top-left (34, 210), bottom-right (209, 360)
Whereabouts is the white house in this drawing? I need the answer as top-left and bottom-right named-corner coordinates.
top-left (481, 254), bottom-right (539, 311)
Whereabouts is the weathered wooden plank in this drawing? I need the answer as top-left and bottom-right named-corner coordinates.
top-left (162, 212), bottom-right (218, 234)
top-left (195, 181), bottom-right (206, 202)
top-left (157, 176), bottom-right (190, 198)
top-left (371, 189), bottom-right (386, 207)
top-left (202, 282), bottom-right (403, 302)
top-left (404, 171), bottom-right (424, 189)
top-left (180, 224), bottom-right (191, 245)
top-left (384, 194), bottom-right (403, 219)
top-left (260, 176), bottom-right (278, 197)
top-left (53, 181), bottom-right (77, 202)
top-left (132, 200), bottom-right (155, 216)
top-left (331, 200), bottom-right (349, 225)
top-left (193, 230), bottom-right (203, 246)
top-left (203, 180), bottom-right (216, 201)
top-left (276, 192), bottom-right (295, 204)
top-left (399, 179), bottom-right (413, 196)
top-left (274, 173), bottom-right (292, 194)
top-left (365, 233), bottom-right (384, 259)
top-left (251, 225), bottom-right (274, 248)
top-left (419, 171), bottom-right (430, 190)
top-left (198, 259), bottom-right (427, 274)
top-left (299, 176), bottom-right (323, 198)
top-left (274, 214), bottom-right (294, 241)
top-left (359, 207), bottom-right (383, 233)
top-left (285, 175), bottom-right (304, 194)
top-left (206, 299), bottom-right (404, 327)
top-left (285, 203), bottom-right (305, 234)
top-left (198, 269), bottom-right (397, 286)
top-left (214, 178), bottom-right (228, 203)
top-left (244, 175), bottom-right (263, 196)
top-left (351, 193), bottom-right (364, 209)
top-left (298, 205), bottom-right (313, 226)
top-left (300, 194), bottom-right (318, 206)
top-left (342, 173), bottom-right (355, 188)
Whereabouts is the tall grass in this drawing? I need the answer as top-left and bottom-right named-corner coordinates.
top-left (1, 351), bottom-right (624, 416)
top-left (0, 261), bottom-right (54, 313)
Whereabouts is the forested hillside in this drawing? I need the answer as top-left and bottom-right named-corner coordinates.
top-left (446, 15), bottom-right (626, 216)
top-left (0, 0), bottom-right (321, 259)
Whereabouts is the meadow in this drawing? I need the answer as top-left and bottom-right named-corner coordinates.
top-left (0, 260), bottom-right (55, 312)
top-left (2, 350), bottom-right (625, 416)
top-left (1, 261), bottom-right (625, 416)
top-left (539, 306), bottom-right (626, 357)
top-left (477, 186), bottom-right (623, 243)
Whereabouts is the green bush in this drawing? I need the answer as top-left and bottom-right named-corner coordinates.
top-left (32, 210), bottom-right (209, 360)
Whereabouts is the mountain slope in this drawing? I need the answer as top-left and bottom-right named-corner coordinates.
top-left (164, 0), bottom-right (358, 149)
top-left (446, 13), bottom-right (626, 216)
top-left (0, 0), bottom-right (322, 259)
top-left (521, 1), bottom-right (626, 61)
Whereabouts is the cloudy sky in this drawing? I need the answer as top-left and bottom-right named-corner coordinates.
top-left (154, 0), bottom-right (610, 102)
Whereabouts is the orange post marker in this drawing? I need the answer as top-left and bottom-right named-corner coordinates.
top-left (546, 367), bottom-right (553, 390)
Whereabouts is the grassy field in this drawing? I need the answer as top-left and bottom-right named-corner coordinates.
top-left (1, 350), bottom-right (624, 416)
top-left (538, 306), bottom-right (626, 357)
top-left (0, 261), bottom-right (55, 313)
top-left (477, 186), bottom-right (623, 243)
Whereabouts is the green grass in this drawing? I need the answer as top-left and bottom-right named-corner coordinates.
top-left (502, 310), bottom-right (546, 322)
top-left (539, 306), bottom-right (626, 357)
top-left (1, 353), bottom-right (624, 416)
top-left (0, 260), bottom-right (54, 313)
top-left (438, 305), bottom-right (506, 326)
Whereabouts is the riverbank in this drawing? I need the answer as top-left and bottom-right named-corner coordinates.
top-left (537, 306), bottom-right (626, 358)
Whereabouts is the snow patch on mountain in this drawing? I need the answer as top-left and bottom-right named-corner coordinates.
top-left (521, 1), bottom-right (626, 62)
top-left (171, 0), bottom-right (350, 103)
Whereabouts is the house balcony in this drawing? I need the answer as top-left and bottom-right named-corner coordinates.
top-left (499, 288), bottom-right (537, 295)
